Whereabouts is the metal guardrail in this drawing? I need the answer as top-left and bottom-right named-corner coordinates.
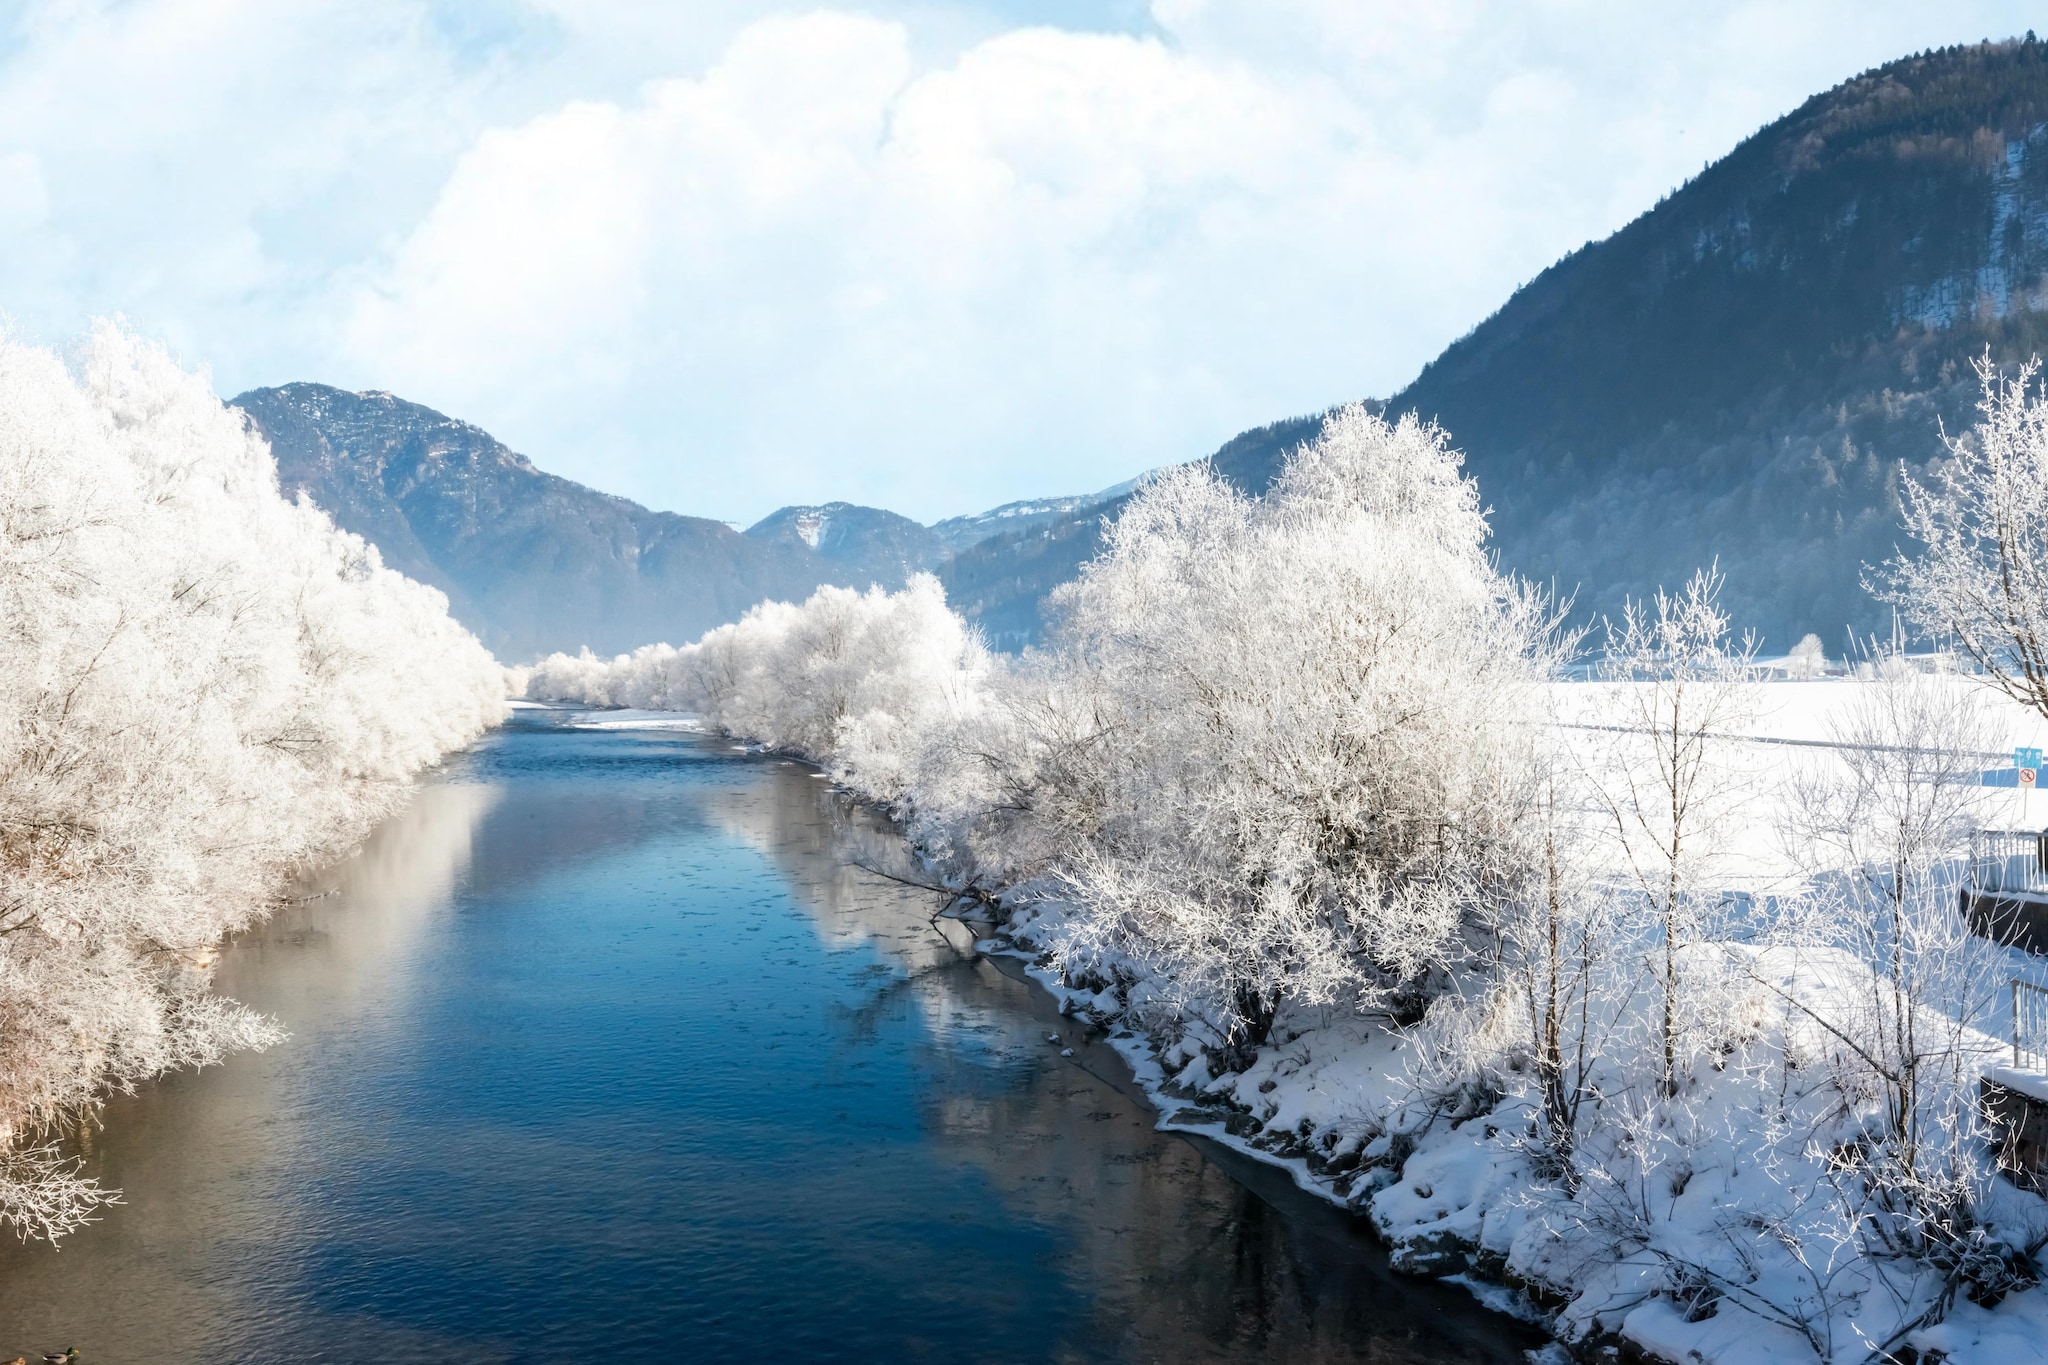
top-left (1973, 829), bottom-right (2048, 898)
top-left (2017, 979), bottom-right (2048, 1070)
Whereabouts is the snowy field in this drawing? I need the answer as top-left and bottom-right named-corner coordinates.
top-left (1561, 675), bottom-right (2048, 888)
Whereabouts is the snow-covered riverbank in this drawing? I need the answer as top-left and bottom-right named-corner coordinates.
top-left (997, 908), bottom-right (2048, 1364)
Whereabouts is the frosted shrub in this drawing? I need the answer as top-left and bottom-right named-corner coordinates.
top-left (1494, 656), bottom-right (2035, 1359)
top-left (524, 647), bottom-right (626, 706)
top-left (0, 324), bottom-right (505, 1239)
top-left (1492, 764), bottom-right (1633, 1180)
top-left (867, 653), bottom-right (1157, 903)
top-left (1039, 406), bottom-right (1562, 1065)
top-left (1786, 633), bottom-right (1828, 679)
top-left (1772, 664), bottom-right (2010, 1260)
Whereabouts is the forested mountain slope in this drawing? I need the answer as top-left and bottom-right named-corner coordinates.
top-left (1386, 36), bottom-right (2048, 647)
top-left (951, 38), bottom-right (2048, 651)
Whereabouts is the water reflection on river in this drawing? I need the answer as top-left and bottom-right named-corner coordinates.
top-left (0, 714), bottom-right (1541, 1363)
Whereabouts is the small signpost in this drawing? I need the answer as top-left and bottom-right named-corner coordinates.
top-left (2020, 747), bottom-right (2043, 818)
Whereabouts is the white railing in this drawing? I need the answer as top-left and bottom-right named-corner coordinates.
top-left (1973, 829), bottom-right (2048, 899)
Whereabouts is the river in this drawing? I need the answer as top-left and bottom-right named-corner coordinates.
top-left (0, 710), bottom-right (1544, 1363)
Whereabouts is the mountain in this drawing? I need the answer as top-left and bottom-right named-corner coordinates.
top-left (948, 38), bottom-right (2048, 653)
top-left (937, 504), bottom-right (1126, 653)
top-left (743, 502), bottom-right (946, 588)
top-left (1386, 36), bottom-right (2048, 648)
top-left (1302, 38), bottom-right (2048, 648)
top-left (236, 385), bottom-right (856, 660)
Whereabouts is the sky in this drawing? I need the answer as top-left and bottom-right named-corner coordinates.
top-left (2, 2), bottom-right (2045, 526)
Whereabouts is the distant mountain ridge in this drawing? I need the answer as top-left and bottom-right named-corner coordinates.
top-left (930, 495), bottom-right (1110, 553)
top-left (235, 384), bottom-right (827, 660)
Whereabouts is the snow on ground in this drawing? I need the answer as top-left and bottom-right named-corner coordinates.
top-left (1919, 1291), bottom-right (2048, 1361)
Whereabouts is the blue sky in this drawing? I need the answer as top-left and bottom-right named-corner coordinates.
top-left (1, 1), bottom-right (2043, 525)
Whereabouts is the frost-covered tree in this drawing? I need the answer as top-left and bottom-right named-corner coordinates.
top-left (1494, 763), bottom-right (1627, 1181)
top-left (890, 664), bottom-right (1102, 894)
top-left (1595, 565), bottom-right (1759, 1097)
top-left (1786, 633), bottom-right (1828, 679)
top-left (1772, 663), bottom-right (2007, 1252)
top-left (0, 324), bottom-right (505, 1239)
top-left (1040, 406), bottom-right (1562, 1065)
top-left (1887, 354), bottom-right (2048, 720)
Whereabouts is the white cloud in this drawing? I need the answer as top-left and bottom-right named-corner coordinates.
top-left (1, 0), bottom-right (2044, 521)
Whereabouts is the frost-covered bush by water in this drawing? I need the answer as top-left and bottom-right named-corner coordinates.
top-left (0, 326), bottom-right (505, 1239)
top-left (1029, 407), bottom-right (1561, 1066)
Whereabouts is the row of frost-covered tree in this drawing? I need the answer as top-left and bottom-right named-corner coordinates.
top-left (0, 326), bottom-right (506, 1239)
top-left (529, 379), bottom-right (2048, 1363)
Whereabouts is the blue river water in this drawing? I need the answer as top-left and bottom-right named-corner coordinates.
top-left (0, 711), bottom-right (1543, 1363)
